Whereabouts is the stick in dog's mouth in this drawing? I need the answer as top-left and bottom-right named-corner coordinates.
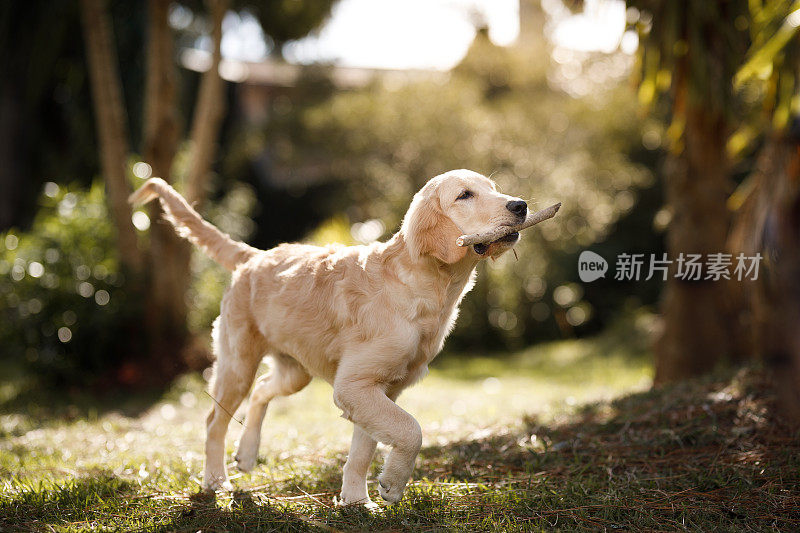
top-left (456, 202), bottom-right (562, 251)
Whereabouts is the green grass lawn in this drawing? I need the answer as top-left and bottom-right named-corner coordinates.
top-left (1, 318), bottom-right (798, 531)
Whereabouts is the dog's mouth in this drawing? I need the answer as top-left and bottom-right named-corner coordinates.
top-left (495, 231), bottom-right (520, 243)
top-left (473, 231), bottom-right (519, 255)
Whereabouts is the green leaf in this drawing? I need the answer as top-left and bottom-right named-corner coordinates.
top-left (736, 3), bottom-right (800, 86)
top-left (638, 48), bottom-right (660, 107)
top-left (726, 124), bottom-right (759, 157)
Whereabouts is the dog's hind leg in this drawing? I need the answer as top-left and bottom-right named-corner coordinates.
top-left (234, 353), bottom-right (311, 472)
top-left (202, 317), bottom-right (264, 491)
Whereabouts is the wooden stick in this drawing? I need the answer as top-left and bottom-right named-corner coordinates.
top-left (456, 202), bottom-right (562, 247)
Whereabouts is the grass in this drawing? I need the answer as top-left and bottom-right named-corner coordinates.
top-left (1, 318), bottom-right (798, 531)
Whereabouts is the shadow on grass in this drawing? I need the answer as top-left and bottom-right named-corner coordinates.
top-left (410, 366), bottom-right (800, 531)
top-left (165, 367), bottom-right (798, 531)
top-left (2, 364), bottom-right (798, 531)
top-left (149, 461), bottom-right (349, 532)
top-left (0, 359), bottom-right (173, 428)
top-left (154, 490), bottom-right (323, 533)
top-left (0, 472), bottom-right (137, 531)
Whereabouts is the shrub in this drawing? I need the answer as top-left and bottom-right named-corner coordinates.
top-left (0, 175), bottom-right (259, 386)
top-left (0, 181), bottom-right (143, 386)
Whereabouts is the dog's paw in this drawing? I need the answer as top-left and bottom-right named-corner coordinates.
top-left (234, 451), bottom-right (257, 473)
top-left (334, 495), bottom-right (379, 511)
top-left (235, 430), bottom-right (261, 472)
top-left (202, 473), bottom-right (232, 492)
top-left (377, 477), bottom-right (405, 503)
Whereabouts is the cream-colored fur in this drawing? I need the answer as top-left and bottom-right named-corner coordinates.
top-left (129, 169), bottom-right (526, 506)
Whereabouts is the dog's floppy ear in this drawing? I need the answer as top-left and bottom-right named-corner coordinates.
top-left (402, 189), bottom-right (467, 264)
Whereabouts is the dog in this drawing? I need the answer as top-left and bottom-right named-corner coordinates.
top-left (129, 169), bottom-right (527, 506)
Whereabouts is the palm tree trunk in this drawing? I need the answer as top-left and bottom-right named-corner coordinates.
top-left (654, 75), bottom-right (735, 384)
top-left (730, 136), bottom-right (800, 424)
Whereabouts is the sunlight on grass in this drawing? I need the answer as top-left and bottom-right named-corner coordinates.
top-left (0, 318), bottom-right (654, 531)
top-left (2, 337), bottom-right (796, 531)
top-left (0, 322), bottom-right (652, 485)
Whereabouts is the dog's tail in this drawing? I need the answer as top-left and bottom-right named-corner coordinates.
top-left (129, 178), bottom-right (259, 271)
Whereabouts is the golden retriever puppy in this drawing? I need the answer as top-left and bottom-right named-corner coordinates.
top-left (129, 169), bottom-right (528, 506)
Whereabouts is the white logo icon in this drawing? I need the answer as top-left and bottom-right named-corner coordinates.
top-left (578, 251), bottom-right (608, 282)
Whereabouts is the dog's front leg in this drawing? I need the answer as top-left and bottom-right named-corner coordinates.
top-left (338, 425), bottom-right (378, 507)
top-left (333, 378), bottom-right (421, 504)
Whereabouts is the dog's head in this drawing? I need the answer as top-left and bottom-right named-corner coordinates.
top-left (401, 169), bottom-right (527, 264)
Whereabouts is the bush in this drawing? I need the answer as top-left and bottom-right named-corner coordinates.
top-left (0, 174), bottom-right (259, 386)
top-left (0, 181), bottom-right (143, 386)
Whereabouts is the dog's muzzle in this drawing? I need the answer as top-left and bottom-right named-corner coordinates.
top-left (473, 231), bottom-right (519, 255)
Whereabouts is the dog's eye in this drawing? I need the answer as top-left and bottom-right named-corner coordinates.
top-left (456, 190), bottom-right (473, 201)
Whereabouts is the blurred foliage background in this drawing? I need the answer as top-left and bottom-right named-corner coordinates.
top-left (3, 0), bottom-right (800, 407)
top-left (259, 33), bottom-right (663, 351)
top-left (0, 0), bottom-right (665, 386)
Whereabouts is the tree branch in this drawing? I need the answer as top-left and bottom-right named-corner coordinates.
top-left (185, 0), bottom-right (230, 207)
top-left (456, 202), bottom-right (561, 247)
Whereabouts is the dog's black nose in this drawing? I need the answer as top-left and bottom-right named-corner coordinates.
top-left (506, 200), bottom-right (527, 218)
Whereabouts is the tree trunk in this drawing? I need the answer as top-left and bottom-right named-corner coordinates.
top-left (654, 80), bottom-right (735, 384)
top-left (79, 0), bottom-right (142, 274)
top-left (81, 0), bottom-right (232, 382)
top-left (143, 0), bottom-right (180, 175)
top-left (185, 0), bottom-right (230, 207)
top-left (141, 0), bottom-right (191, 371)
top-left (0, 82), bottom-right (22, 230)
top-left (138, 0), bottom-right (230, 374)
top-left (730, 136), bottom-right (800, 425)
